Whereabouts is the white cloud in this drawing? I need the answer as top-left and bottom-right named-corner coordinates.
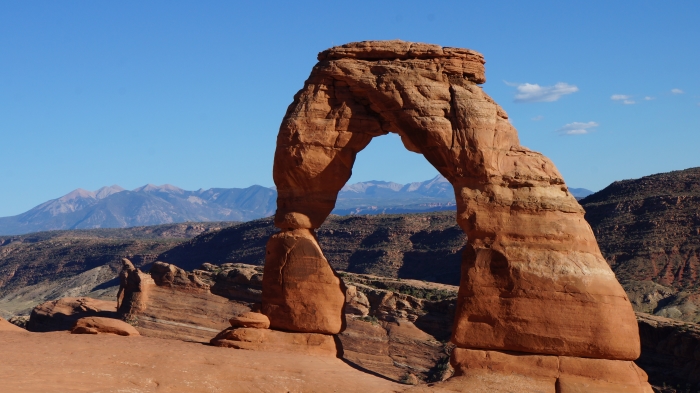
top-left (611, 94), bottom-right (635, 104)
top-left (557, 121), bottom-right (599, 136)
top-left (671, 88), bottom-right (684, 94)
top-left (505, 81), bottom-right (579, 103)
top-left (611, 94), bottom-right (631, 100)
top-left (531, 115), bottom-right (544, 121)
top-left (644, 96), bottom-right (655, 100)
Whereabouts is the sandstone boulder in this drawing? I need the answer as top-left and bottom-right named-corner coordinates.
top-left (229, 312), bottom-right (269, 329)
top-left (71, 316), bottom-right (140, 336)
top-left (27, 297), bottom-right (116, 332)
top-left (211, 327), bottom-right (338, 357)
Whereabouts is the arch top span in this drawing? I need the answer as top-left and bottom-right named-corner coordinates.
top-left (273, 40), bottom-right (578, 231)
top-left (263, 40), bottom-right (641, 366)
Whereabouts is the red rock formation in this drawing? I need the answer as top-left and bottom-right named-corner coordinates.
top-left (116, 261), bottom-right (249, 342)
top-left (71, 316), bottom-right (140, 336)
top-left (211, 327), bottom-right (338, 357)
top-left (229, 311), bottom-right (270, 329)
top-left (262, 229), bottom-right (346, 334)
top-left (264, 40), bottom-right (646, 390)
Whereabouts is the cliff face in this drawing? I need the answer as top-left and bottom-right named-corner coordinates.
top-left (581, 167), bottom-right (700, 322)
top-left (157, 211), bottom-right (465, 284)
top-left (636, 313), bottom-right (700, 389)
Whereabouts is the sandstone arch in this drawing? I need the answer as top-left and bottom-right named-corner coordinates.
top-left (262, 41), bottom-right (640, 362)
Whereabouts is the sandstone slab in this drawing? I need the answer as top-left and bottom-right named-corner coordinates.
top-left (0, 330), bottom-right (404, 393)
top-left (0, 316), bottom-right (27, 332)
top-left (210, 327), bottom-right (338, 357)
top-left (71, 316), bottom-right (140, 336)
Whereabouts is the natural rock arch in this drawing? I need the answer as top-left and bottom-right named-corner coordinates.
top-left (262, 41), bottom-right (639, 362)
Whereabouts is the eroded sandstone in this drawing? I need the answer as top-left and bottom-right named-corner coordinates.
top-left (265, 39), bottom-right (640, 361)
top-left (71, 316), bottom-right (140, 336)
top-left (261, 39), bottom-right (646, 390)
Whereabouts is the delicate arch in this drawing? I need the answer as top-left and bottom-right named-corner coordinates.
top-left (262, 40), bottom-right (639, 361)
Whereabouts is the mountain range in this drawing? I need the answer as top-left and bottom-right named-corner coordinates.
top-left (0, 175), bottom-right (592, 235)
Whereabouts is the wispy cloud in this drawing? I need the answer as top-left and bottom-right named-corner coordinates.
top-left (505, 81), bottom-right (579, 103)
top-left (644, 96), bottom-right (655, 100)
top-left (557, 121), bottom-right (599, 136)
top-left (671, 88), bottom-right (684, 94)
top-left (611, 94), bottom-right (635, 105)
top-left (531, 115), bottom-right (544, 121)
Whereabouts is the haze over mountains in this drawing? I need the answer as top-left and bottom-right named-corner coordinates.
top-left (0, 175), bottom-right (593, 235)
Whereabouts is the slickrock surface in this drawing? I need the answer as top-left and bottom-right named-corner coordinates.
top-left (26, 296), bottom-right (116, 332)
top-left (267, 39), bottom-right (640, 364)
top-left (0, 331), bottom-right (405, 393)
top-left (71, 316), bottom-right (140, 336)
top-left (0, 316), bottom-right (26, 332)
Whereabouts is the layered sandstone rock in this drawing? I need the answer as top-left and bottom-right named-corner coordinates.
top-left (211, 327), bottom-right (338, 357)
top-left (116, 261), bottom-right (249, 342)
top-left (71, 316), bottom-right (140, 336)
top-left (265, 39), bottom-right (645, 389)
top-left (229, 311), bottom-right (270, 329)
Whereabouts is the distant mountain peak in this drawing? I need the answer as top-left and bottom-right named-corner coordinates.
top-left (94, 185), bottom-right (125, 199)
top-left (59, 188), bottom-right (95, 202)
top-left (132, 184), bottom-right (184, 193)
top-left (341, 180), bottom-right (404, 193)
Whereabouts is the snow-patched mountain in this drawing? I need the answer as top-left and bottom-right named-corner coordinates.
top-left (0, 176), bottom-right (591, 235)
top-left (333, 175), bottom-right (455, 215)
top-left (0, 185), bottom-right (276, 235)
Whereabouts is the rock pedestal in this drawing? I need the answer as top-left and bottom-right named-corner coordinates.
top-left (262, 229), bottom-right (346, 334)
top-left (211, 311), bottom-right (338, 357)
top-left (260, 40), bottom-right (649, 390)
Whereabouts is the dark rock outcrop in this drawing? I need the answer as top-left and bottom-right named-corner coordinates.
top-left (581, 167), bottom-right (700, 323)
top-left (27, 297), bottom-right (117, 332)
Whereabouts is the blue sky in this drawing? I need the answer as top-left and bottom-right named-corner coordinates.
top-left (1, 1), bottom-right (699, 217)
